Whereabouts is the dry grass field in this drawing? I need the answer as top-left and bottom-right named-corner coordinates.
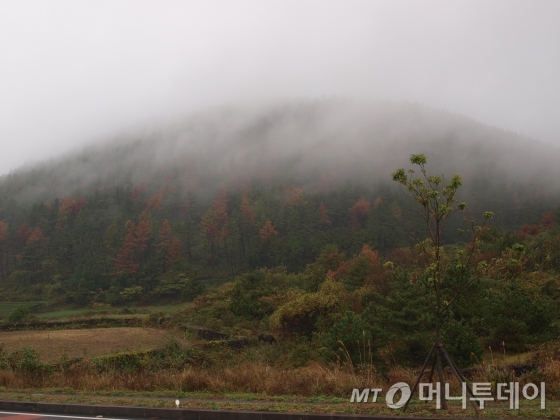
top-left (0, 327), bottom-right (185, 362)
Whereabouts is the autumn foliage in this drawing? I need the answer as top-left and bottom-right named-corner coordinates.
top-left (212, 189), bottom-right (229, 225)
top-left (130, 184), bottom-right (146, 201)
top-left (260, 219), bottom-right (278, 241)
top-left (200, 210), bottom-right (218, 241)
top-left (58, 197), bottom-right (86, 216)
top-left (518, 210), bottom-right (557, 239)
top-left (240, 196), bottom-right (256, 225)
top-left (114, 214), bottom-right (152, 274)
top-left (114, 221), bottom-right (140, 274)
top-left (147, 193), bottom-right (164, 211)
top-left (0, 222), bottom-right (8, 243)
top-left (166, 237), bottom-right (182, 266)
top-left (542, 210), bottom-right (556, 230)
top-left (283, 186), bottom-right (304, 208)
top-left (158, 219), bottom-right (172, 248)
top-left (348, 197), bottom-right (370, 230)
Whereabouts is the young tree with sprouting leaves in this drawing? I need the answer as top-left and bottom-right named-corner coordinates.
top-left (392, 154), bottom-right (493, 412)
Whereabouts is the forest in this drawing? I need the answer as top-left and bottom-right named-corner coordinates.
top-left (0, 162), bottom-right (558, 366)
top-left (0, 99), bottom-right (559, 368)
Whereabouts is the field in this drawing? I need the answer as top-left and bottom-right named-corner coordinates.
top-left (0, 302), bottom-right (46, 320)
top-left (34, 303), bottom-right (187, 320)
top-left (0, 327), bottom-right (185, 362)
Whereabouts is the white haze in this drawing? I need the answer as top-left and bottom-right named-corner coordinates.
top-left (3, 99), bottom-right (560, 204)
top-left (0, 1), bottom-right (559, 176)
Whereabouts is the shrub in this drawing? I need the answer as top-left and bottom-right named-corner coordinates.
top-left (270, 278), bottom-right (348, 338)
top-left (8, 306), bottom-right (30, 323)
top-left (321, 311), bottom-right (372, 365)
top-left (7, 348), bottom-right (51, 376)
top-left (441, 319), bottom-right (482, 367)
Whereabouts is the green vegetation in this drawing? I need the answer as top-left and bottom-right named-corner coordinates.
top-left (0, 302), bottom-right (45, 321)
top-left (34, 303), bottom-right (186, 320)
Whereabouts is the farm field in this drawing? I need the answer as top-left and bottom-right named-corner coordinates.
top-left (0, 327), bottom-right (186, 362)
top-left (0, 302), bottom-right (46, 320)
top-left (34, 303), bottom-right (187, 320)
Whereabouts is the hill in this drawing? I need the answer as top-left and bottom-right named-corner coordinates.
top-left (0, 98), bottom-right (558, 306)
top-left (2, 98), bottom-right (559, 203)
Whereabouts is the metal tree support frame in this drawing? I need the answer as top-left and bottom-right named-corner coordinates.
top-left (403, 341), bottom-right (481, 415)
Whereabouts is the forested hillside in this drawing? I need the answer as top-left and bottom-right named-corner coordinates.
top-left (0, 98), bottom-right (559, 309)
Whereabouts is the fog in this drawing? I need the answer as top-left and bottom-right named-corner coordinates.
top-left (2, 98), bottom-right (560, 205)
top-left (1, 1), bottom-right (559, 177)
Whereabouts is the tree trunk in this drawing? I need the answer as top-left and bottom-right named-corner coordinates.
top-left (435, 318), bottom-right (448, 410)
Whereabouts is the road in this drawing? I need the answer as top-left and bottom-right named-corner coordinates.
top-left (0, 412), bottom-right (129, 420)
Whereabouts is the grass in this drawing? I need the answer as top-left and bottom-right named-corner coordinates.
top-left (0, 335), bottom-right (556, 418)
top-left (0, 302), bottom-right (46, 320)
top-left (0, 390), bottom-right (557, 418)
top-left (0, 315), bottom-right (557, 419)
top-left (35, 303), bottom-right (186, 320)
top-left (482, 346), bottom-right (536, 365)
top-left (0, 327), bottom-right (187, 361)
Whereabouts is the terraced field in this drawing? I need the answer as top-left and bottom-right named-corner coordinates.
top-left (0, 302), bottom-right (46, 320)
top-left (0, 327), bottom-right (186, 361)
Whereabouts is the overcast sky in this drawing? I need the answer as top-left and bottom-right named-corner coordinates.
top-left (0, 1), bottom-right (559, 176)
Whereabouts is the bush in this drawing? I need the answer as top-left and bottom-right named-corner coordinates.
top-left (8, 306), bottom-right (30, 323)
top-left (7, 348), bottom-right (51, 376)
top-left (321, 311), bottom-right (372, 365)
top-left (441, 319), bottom-right (482, 367)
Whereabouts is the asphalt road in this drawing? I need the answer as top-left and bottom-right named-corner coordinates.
top-left (0, 412), bottom-right (130, 420)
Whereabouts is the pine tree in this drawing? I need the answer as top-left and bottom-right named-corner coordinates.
top-left (0, 221), bottom-right (8, 281)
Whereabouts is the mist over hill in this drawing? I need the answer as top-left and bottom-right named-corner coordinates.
top-left (1, 98), bottom-right (559, 205)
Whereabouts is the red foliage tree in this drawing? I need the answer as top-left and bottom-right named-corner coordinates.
top-left (283, 186), bottom-right (304, 208)
top-left (391, 202), bottom-right (402, 220)
top-left (166, 237), bottom-right (182, 266)
top-left (130, 184), bottom-right (146, 201)
top-left (28, 227), bottom-right (46, 243)
top-left (348, 197), bottom-right (371, 230)
top-left (541, 211), bottom-right (555, 230)
top-left (15, 223), bottom-right (32, 244)
top-left (220, 226), bottom-right (229, 242)
top-left (114, 221), bottom-right (138, 274)
top-left (158, 219), bottom-right (172, 248)
top-left (180, 200), bottom-right (191, 219)
top-left (240, 196), bottom-right (256, 225)
top-left (59, 196), bottom-right (86, 217)
top-left (0, 222), bottom-right (8, 243)
top-left (260, 219), bottom-right (278, 241)
top-left (135, 219), bottom-right (151, 254)
top-left (200, 209), bottom-right (218, 240)
top-left (147, 193), bottom-right (164, 211)
top-left (518, 224), bottom-right (540, 239)
top-left (59, 197), bottom-right (76, 215)
top-left (318, 202), bottom-right (332, 226)
top-left (212, 189), bottom-right (229, 224)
